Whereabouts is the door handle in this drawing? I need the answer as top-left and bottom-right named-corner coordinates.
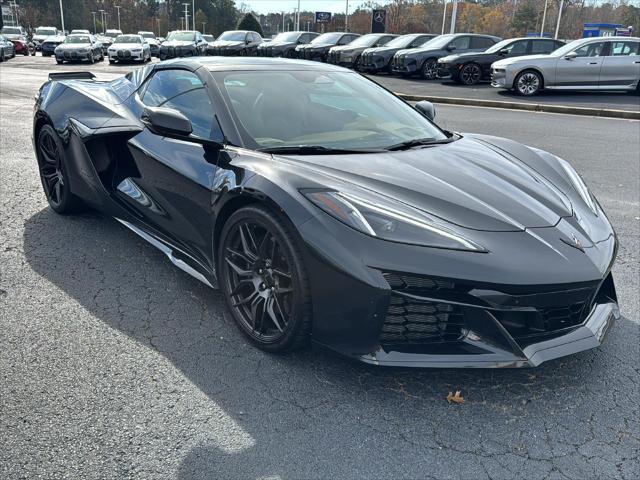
top-left (634, 61), bottom-right (640, 64)
top-left (588, 62), bottom-right (598, 65)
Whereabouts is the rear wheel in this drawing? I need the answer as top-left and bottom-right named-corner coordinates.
top-left (420, 58), bottom-right (438, 79)
top-left (0, 50), bottom-right (4, 62)
top-left (515, 70), bottom-right (542, 96)
top-left (459, 63), bottom-right (482, 85)
top-left (36, 125), bottom-right (85, 214)
top-left (56, 59), bottom-right (63, 64)
top-left (219, 205), bottom-right (312, 353)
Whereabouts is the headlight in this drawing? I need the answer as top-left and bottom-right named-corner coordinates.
top-left (557, 157), bottom-right (598, 215)
top-left (302, 189), bottom-right (487, 252)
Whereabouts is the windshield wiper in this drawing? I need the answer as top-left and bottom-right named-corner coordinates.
top-left (258, 145), bottom-right (384, 155)
top-left (385, 136), bottom-right (457, 151)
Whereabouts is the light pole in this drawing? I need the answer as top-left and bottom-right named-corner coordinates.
top-left (296, 0), bottom-right (300, 31)
top-left (192, 0), bottom-right (195, 31)
top-left (306, 21), bottom-right (310, 32)
top-left (115, 5), bottom-right (121, 31)
top-left (91, 11), bottom-right (97, 34)
top-left (554, 0), bottom-right (564, 39)
top-left (103, 12), bottom-right (108, 33)
top-left (540, 0), bottom-right (548, 37)
top-left (156, 18), bottom-right (160, 37)
top-left (201, 22), bottom-right (206, 34)
top-left (182, 3), bottom-right (189, 31)
top-left (441, 0), bottom-right (447, 35)
top-left (449, 0), bottom-right (458, 34)
top-left (345, 0), bottom-right (349, 32)
top-left (12, 1), bottom-right (19, 27)
top-left (99, 10), bottom-right (104, 33)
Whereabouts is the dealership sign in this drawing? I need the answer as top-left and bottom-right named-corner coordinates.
top-left (371, 9), bottom-right (386, 33)
top-left (315, 12), bottom-right (332, 24)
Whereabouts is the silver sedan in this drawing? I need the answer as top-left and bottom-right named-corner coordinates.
top-left (491, 36), bottom-right (639, 95)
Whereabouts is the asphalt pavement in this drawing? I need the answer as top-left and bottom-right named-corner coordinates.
top-left (1, 56), bottom-right (639, 480)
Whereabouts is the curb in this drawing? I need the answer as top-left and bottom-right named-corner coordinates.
top-left (395, 93), bottom-right (640, 120)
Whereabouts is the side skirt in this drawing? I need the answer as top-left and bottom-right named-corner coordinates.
top-left (115, 217), bottom-right (217, 289)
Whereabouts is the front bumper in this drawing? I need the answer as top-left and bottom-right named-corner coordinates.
top-left (296, 208), bottom-right (618, 368)
top-left (297, 49), bottom-right (326, 62)
top-left (109, 49), bottom-right (145, 62)
top-left (360, 54), bottom-right (387, 72)
top-left (491, 68), bottom-right (511, 88)
top-left (160, 46), bottom-right (196, 59)
top-left (437, 62), bottom-right (457, 78)
top-left (391, 56), bottom-right (418, 74)
top-left (207, 47), bottom-right (243, 56)
top-left (56, 51), bottom-right (92, 62)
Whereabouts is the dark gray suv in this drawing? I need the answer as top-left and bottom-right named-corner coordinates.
top-left (391, 33), bottom-right (501, 79)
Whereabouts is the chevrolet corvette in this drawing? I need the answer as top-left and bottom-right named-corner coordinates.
top-left (32, 58), bottom-right (619, 367)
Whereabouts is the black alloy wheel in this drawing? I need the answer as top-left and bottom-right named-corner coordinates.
top-left (0, 49), bottom-right (4, 62)
top-left (36, 125), bottom-right (85, 214)
top-left (421, 58), bottom-right (438, 79)
top-left (219, 206), bottom-right (311, 352)
top-left (459, 63), bottom-right (482, 85)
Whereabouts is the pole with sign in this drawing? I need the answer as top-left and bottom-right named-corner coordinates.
top-left (371, 10), bottom-right (386, 34)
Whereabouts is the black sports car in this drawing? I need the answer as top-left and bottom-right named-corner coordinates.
top-left (32, 58), bottom-right (619, 368)
top-left (437, 37), bottom-right (565, 85)
top-left (256, 31), bottom-right (319, 58)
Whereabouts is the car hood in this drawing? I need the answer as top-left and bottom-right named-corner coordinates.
top-left (297, 43), bottom-right (333, 50)
top-left (398, 46), bottom-right (443, 56)
top-left (162, 40), bottom-right (195, 47)
top-left (210, 40), bottom-right (244, 48)
top-left (43, 35), bottom-right (66, 43)
top-left (33, 34), bottom-right (54, 41)
top-left (260, 41), bottom-right (295, 48)
top-left (492, 53), bottom-right (554, 68)
top-left (2, 34), bottom-right (22, 40)
top-left (364, 45), bottom-right (403, 55)
top-left (277, 135), bottom-right (574, 232)
top-left (110, 43), bottom-right (144, 49)
top-left (56, 43), bottom-right (92, 50)
top-left (440, 51), bottom-right (493, 62)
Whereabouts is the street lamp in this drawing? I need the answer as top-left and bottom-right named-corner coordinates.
top-left (201, 22), bottom-right (206, 34)
top-left (99, 10), bottom-right (104, 34)
top-left (91, 11), bottom-right (97, 34)
top-left (192, 0), bottom-right (195, 31)
top-left (441, 0), bottom-right (447, 35)
top-left (115, 5), bottom-right (121, 31)
top-left (345, 0), bottom-right (348, 32)
top-left (182, 3), bottom-right (190, 31)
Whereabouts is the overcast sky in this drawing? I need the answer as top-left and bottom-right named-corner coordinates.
top-left (235, 1), bottom-right (371, 15)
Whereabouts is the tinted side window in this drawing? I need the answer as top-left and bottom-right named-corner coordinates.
top-left (299, 34), bottom-right (310, 43)
top-left (141, 70), bottom-right (221, 140)
top-left (502, 40), bottom-right (528, 54)
top-left (610, 41), bottom-right (639, 56)
top-left (471, 36), bottom-right (495, 49)
top-left (450, 36), bottom-right (470, 50)
top-left (574, 42), bottom-right (605, 57)
top-left (530, 40), bottom-right (557, 54)
top-left (376, 36), bottom-right (393, 46)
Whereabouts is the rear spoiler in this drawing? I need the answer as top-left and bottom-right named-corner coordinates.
top-left (48, 72), bottom-right (96, 81)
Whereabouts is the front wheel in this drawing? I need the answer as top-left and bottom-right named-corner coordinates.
top-left (219, 205), bottom-right (312, 353)
top-left (515, 70), bottom-right (543, 96)
top-left (36, 125), bottom-right (85, 214)
top-left (459, 63), bottom-right (482, 85)
top-left (420, 58), bottom-right (438, 79)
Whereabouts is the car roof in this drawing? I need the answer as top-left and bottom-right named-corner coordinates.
top-left (160, 56), bottom-right (351, 73)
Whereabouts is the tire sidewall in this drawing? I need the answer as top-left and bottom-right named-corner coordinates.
top-left (218, 205), bottom-right (311, 352)
top-left (36, 125), bottom-right (72, 212)
top-left (461, 63), bottom-right (481, 85)
top-left (515, 70), bottom-right (542, 96)
top-left (421, 58), bottom-right (437, 79)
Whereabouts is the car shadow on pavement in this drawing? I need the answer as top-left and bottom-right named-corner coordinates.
top-left (22, 207), bottom-right (639, 479)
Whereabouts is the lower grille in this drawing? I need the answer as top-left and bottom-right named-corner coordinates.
top-left (117, 50), bottom-right (131, 58)
top-left (381, 294), bottom-right (466, 345)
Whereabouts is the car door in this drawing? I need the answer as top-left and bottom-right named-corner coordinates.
top-left (124, 68), bottom-right (225, 264)
top-left (447, 35), bottom-right (471, 54)
top-left (599, 40), bottom-right (640, 88)
top-left (555, 41), bottom-right (606, 88)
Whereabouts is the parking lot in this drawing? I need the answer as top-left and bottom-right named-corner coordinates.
top-left (1, 55), bottom-right (639, 479)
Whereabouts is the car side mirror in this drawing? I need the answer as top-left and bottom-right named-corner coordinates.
top-left (498, 48), bottom-right (509, 56)
top-left (142, 106), bottom-right (192, 137)
top-left (446, 45), bottom-right (456, 51)
top-left (415, 101), bottom-right (436, 121)
top-left (564, 51), bottom-right (578, 60)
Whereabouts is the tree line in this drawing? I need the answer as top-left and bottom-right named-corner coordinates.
top-left (8, 0), bottom-right (640, 40)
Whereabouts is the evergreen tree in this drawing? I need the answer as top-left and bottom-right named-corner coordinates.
top-left (237, 12), bottom-right (263, 36)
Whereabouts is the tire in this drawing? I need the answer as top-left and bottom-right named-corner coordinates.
top-left (459, 63), bottom-right (482, 85)
top-left (420, 58), bottom-right (438, 79)
top-left (56, 59), bottom-right (63, 64)
top-left (88, 52), bottom-right (95, 64)
top-left (514, 70), bottom-right (543, 96)
top-left (218, 205), bottom-right (312, 353)
top-left (35, 125), bottom-right (86, 214)
top-left (0, 50), bottom-right (4, 62)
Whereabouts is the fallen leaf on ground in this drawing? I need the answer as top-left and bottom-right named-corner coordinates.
top-left (447, 390), bottom-right (465, 404)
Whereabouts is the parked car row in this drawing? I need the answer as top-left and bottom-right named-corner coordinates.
top-left (0, 26), bottom-right (32, 57)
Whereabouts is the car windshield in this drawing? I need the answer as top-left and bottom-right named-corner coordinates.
top-left (386, 34), bottom-right (422, 48)
top-left (139, 32), bottom-right (155, 39)
top-left (202, 35), bottom-right (214, 42)
top-left (115, 35), bottom-right (142, 44)
top-left (218, 31), bottom-right (246, 41)
top-left (65, 35), bottom-right (90, 44)
top-left (550, 39), bottom-right (589, 56)
top-left (311, 33), bottom-right (342, 44)
top-left (346, 35), bottom-right (382, 47)
top-left (418, 34), bottom-right (454, 49)
top-left (105, 31), bottom-right (122, 38)
top-left (167, 31), bottom-right (196, 41)
top-left (1, 27), bottom-right (21, 35)
top-left (213, 70), bottom-right (448, 151)
top-left (273, 32), bottom-right (300, 42)
top-left (36, 28), bottom-right (57, 36)
top-left (485, 38), bottom-right (518, 53)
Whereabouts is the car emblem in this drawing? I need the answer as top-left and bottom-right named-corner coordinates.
top-left (561, 234), bottom-right (585, 252)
